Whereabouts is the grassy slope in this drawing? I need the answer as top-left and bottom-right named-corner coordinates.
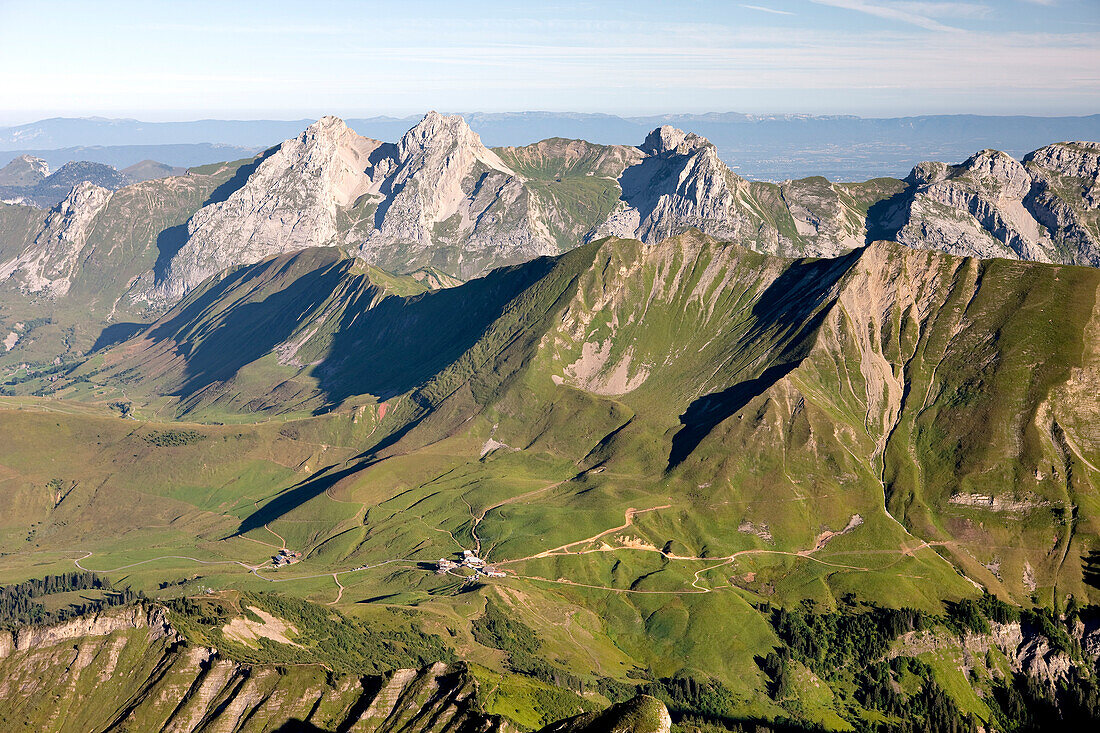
top-left (0, 233), bottom-right (1097, 729)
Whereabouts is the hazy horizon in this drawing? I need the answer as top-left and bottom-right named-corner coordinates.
top-left (5, 109), bottom-right (1100, 128)
top-left (2, 0), bottom-right (1098, 125)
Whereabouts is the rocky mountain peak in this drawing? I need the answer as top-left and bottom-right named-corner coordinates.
top-left (957, 149), bottom-right (1031, 198)
top-left (143, 116), bottom-right (392, 303)
top-left (1026, 141), bottom-right (1100, 180)
top-left (0, 154), bottom-right (49, 187)
top-left (278, 114), bottom-right (385, 207)
top-left (397, 110), bottom-right (516, 177)
top-left (16, 154), bottom-right (48, 174)
top-left (908, 160), bottom-right (950, 186)
top-left (56, 180), bottom-right (112, 217)
top-left (639, 125), bottom-right (712, 156)
top-left (0, 180), bottom-right (112, 296)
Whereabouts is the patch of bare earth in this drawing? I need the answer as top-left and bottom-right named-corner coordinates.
top-left (222, 607), bottom-right (301, 648)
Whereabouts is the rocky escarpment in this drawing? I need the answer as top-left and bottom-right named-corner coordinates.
top-left (600, 125), bottom-right (760, 246)
top-left (0, 604), bottom-right (508, 732)
top-left (358, 110), bottom-right (553, 275)
top-left (148, 112), bottom-right (559, 303)
top-left (148, 115), bottom-right (393, 304)
top-left (0, 181), bottom-right (113, 296)
top-left (0, 603), bottom-right (175, 660)
top-left (891, 617), bottom-right (1100, 694)
top-left (1024, 141), bottom-right (1100, 264)
top-left (0, 603), bottom-right (671, 732)
top-left (594, 125), bottom-right (879, 257)
top-left (882, 143), bottom-right (1100, 265)
top-left (141, 116), bottom-right (896, 309)
top-left (1, 112), bottom-right (1096, 325)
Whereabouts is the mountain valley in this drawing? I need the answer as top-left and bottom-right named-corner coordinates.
top-left (0, 113), bottom-right (1099, 732)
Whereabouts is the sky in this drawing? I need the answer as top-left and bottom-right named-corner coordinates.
top-left (0, 0), bottom-right (1098, 124)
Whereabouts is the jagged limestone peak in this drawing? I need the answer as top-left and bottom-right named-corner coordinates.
top-left (144, 116), bottom-right (390, 303)
top-left (0, 180), bottom-right (113, 296)
top-left (955, 148), bottom-right (1031, 198)
top-left (639, 125), bottom-right (712, 156)
top-left (397, 110), bottom-right (517, 177)
top-left (1026, 140), bottom-right (1100, 180)
top-left (908, 160), bottom-right (950, 186)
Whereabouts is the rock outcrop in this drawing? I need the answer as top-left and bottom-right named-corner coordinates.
top-left (150, 115), bottom-right (392, 304)
top-left (0, 181), bottom-right (113, 296)
top-left (881, 143), bottom-right (1100, 265)
top-left (609, 125), bottom-right (758, 245)
top-left (147, 112), bottom-right (561, 302)
top-left (0, 605), bottom-right (509, 732)
top-left (0, 604), bottom-right (174, 660)
top-left (595, 125), bottom-right (881, 257)
top-left (357, 111), bottom-right (558, 278)
top-left (2, 113), bottom-right (1096, 321)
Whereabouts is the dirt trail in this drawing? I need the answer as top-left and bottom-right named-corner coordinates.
top-left (329, 573), bottom-right (344, 605)
top-left (264, 524), bottom-right (287, 549)
top-left (496, 505), bottom-right (671, 565)
top-left (495, 510), bottom-right (885, 595)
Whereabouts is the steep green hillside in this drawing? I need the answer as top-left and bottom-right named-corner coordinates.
top-left (496, 138), bottom-right (640, 248)
top-left (1, 232), bottom-right (1098, 730)
top-left (60, 247), bottom-right (556, 420)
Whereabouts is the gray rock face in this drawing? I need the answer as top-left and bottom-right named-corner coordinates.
top-left (596, 125), bottom-right (873, 257)
top-left (887, 144), bottom-right (1100, 265)
top-left (602, 125), bottom-right (758, 245)
top-left (992, 621), bottom-right (1075, 691)
top-left (147, 115), bottom-right (390, 304)
top-left (128, 114), bottom-right (1100, 310)
top-left (0, 181), bottom-right (112, 296)
top-left (147, 112), bottom-right (558, 303)
top-left (357, 111), bottom-right (557, 276)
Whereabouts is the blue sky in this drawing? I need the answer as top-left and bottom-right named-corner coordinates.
top-left (1, 0), bottom-right (1097, 123)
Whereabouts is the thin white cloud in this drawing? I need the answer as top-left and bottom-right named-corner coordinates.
top-left (892, 2), bottom-right (991, 18)
top-left (809, 0), bottom-right (962, 31)
top-left (740, 4), bottom-right (796, 14)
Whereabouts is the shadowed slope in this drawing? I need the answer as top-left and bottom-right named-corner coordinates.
top-left (83, 247), bottom-right (558, 419)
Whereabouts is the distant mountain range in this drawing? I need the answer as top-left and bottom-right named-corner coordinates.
top-left (3, 112), bottom-right (1099, 181)
top-left (0, 155), bottom-right (187, 207)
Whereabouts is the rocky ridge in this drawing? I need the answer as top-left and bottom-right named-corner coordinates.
top-left (0, 154), bottom-right (49, 189)
top-left (883, 142), bottom-right (1100, 265)
top-left (140, 115), bottom-right (893, 307)
top-left (147, 112), bottom-right (559, 302)
top-left (0, 113), bottom-right (1098, 319)
top-left (0, 181), bottom-right (113, 295)
top-left (148, 115), bottom-right (392, 304)
top-left (0, 603), bottom-right (507, 732)
top-left (0, 602), bottom-right (674, 733)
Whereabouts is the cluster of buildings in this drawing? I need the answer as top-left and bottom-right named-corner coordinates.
top-left (271, 548), bottom-right (302, 567)
top-left (436, 550), bottom-right (506, 578)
